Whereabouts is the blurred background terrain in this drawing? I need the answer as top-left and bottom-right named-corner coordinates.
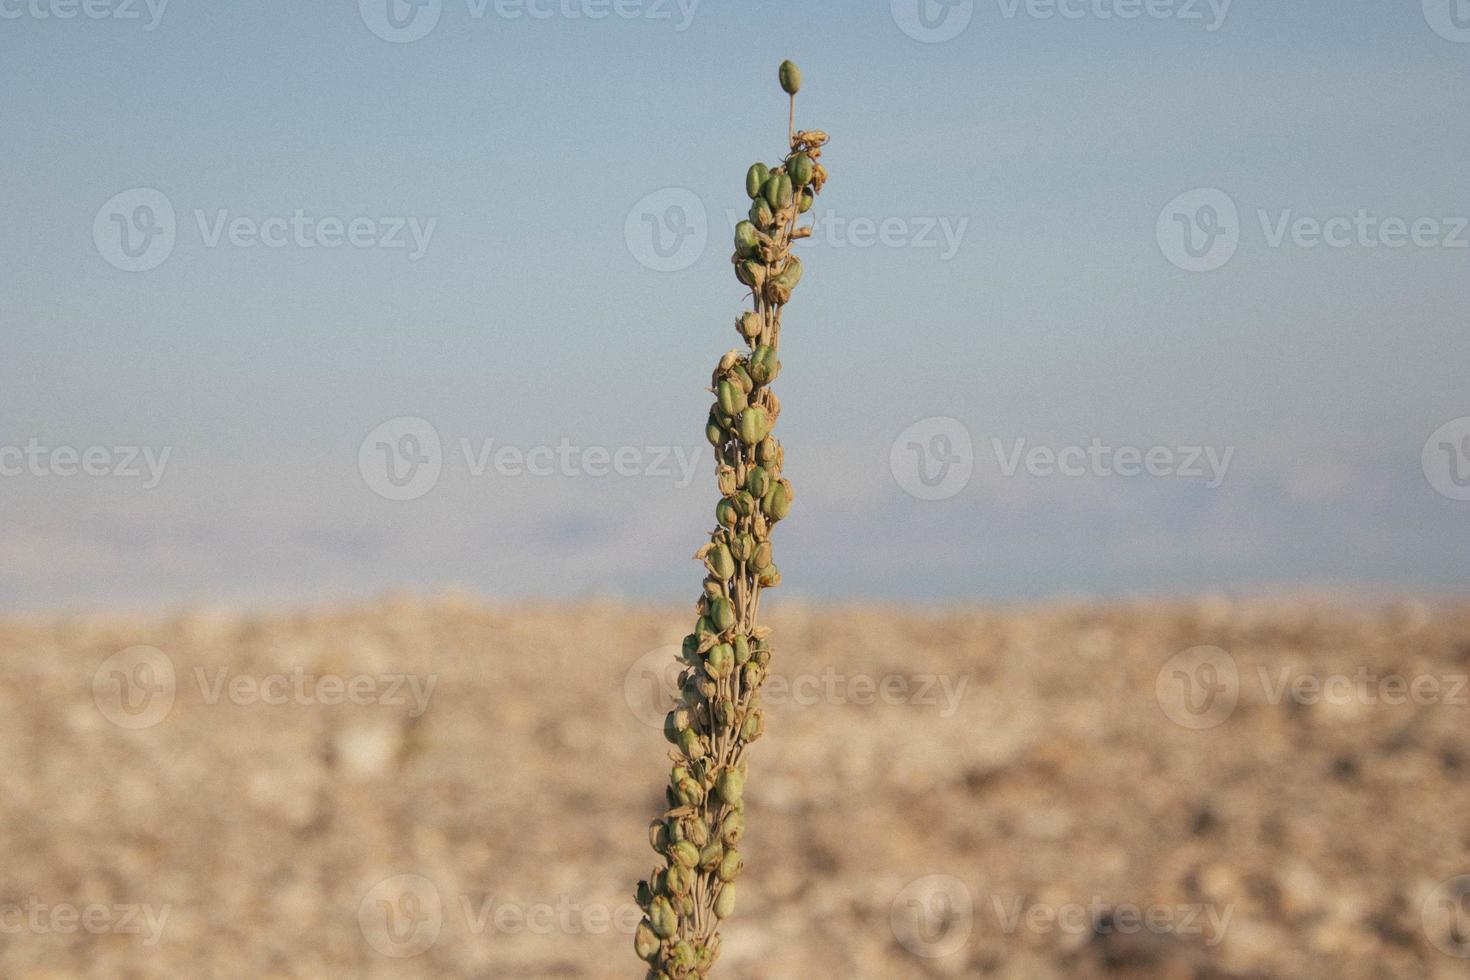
top-left (3, 595), bottom-right (1467, 977)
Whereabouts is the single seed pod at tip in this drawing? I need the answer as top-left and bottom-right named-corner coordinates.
top-left (779, 59), bottom-right (801, 95)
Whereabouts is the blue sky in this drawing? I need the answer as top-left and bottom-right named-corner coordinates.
top-left (2, 0), bottom-right (1468, 609)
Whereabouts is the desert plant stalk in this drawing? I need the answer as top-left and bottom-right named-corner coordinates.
top-left (633, 61), bottom-right (830, 979)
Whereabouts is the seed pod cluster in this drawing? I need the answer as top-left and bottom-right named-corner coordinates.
top-left (635, 61), bottom-right (830, 980)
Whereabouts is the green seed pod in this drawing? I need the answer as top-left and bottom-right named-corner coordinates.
top-left (756, 435), bottom-right (779, 465)
top-left (715, 696), bottom-right (735, 726)
top-left (742, 709), bottom-right (765, 741)
top-left (739, 258), bottom-right (766, 288)
top-left (706, 642), bottom-right (731, 676)
top-left (718, 847), bottom-right (744, 883)
top-left (764, 172), bottom-right (793, 211)
top-left (635, 920), bottom-right (661, 961)
top-left (734, 220), bottom-right (760, 258)
top-left (721, 810), bottom-right (745, 845)
top-left (779, 59), bottom-right (801, 95)
top-left (749, 197), bottom-right (774, 230)
top-left (650, 819), bottom-right (669, 852)
top-left (746, 465), bottom-right (771, 497)
top-left (665, 861), bottom-right (693, 897)
top-left (684, 815), bottom-right (711, 847)
top-left (731, 364), bottom-right (754, 394)
top-left (731, 533), bottom-right (754, 562)
top-left (733, 490), bottom-right (756, 517)
top-left (695, 942), bottom-right (716, 972)
top-left (767, 481), bottom-right (791, 521)
top-left (715, 498), bottom-right (738, 527)
top-left (716, 380), bottom-right (747, 418)
top-left (745, 162), bottom-right (769, 200)
top-left (798, 188), bottom-right (814, 214)
top-left (788, 153), bottom-right (813, 188)
top-left (738, 312), bottom-right (763, 341)
top-left (699, 839), bottom-right (724, 872)
top-left (716, 467), bottom-right (738, 497)
top-left (663, 711), bottom-right (681, 745)
top-left (716, 767), bottom-right (744, 805)
top-left (710, 596), bottom-right (736, 632)
top-left (670, 839), bottom-right (700, 869)
top-left (742, 662), bottom-right (766, 689)
top-left (752, 541), bottom-right (772, 570)
top-left (706, 543), bottom-right (735, 580)
top-left (732, 634), bottom-right (751, 665)
top-left (714, 883), bottom-right (736, 919)
top-left (678, 726), bottom-right (704, 760)
top-left (650, 896), bottom-right (678, 938)
top-left (705, 413), bottom-right (723, 447)
top-left (748, 345), bottom-right (778, 384)
top-left (671, 940), bottom-right (696, 970)
top-left (738, 407), bottom-right (770, 446)
top-left (676, 776), bottom-right (705, 808)
top-left (776, 255), bottom-right (803, 289)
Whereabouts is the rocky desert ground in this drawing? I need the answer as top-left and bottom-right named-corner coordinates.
top-left (1, 594), bottom-right (1467, 978)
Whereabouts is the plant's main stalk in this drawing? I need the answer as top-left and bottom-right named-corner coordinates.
top-left (633, 61), bottom-right (829, 980)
